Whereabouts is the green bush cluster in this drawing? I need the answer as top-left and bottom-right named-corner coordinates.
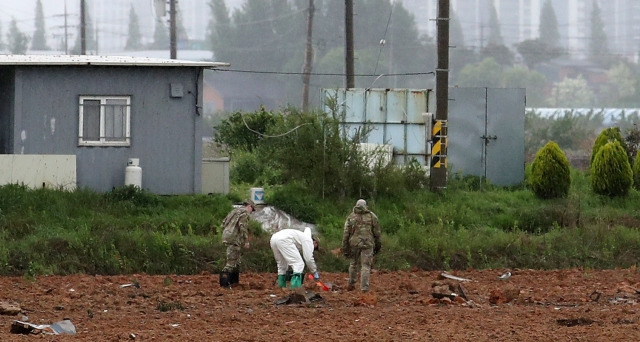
top-left (590, 127), bottom-right (628, 166)
top-left (591, 140), bottom-right (633, 197)
top-left (215, 107), bottom-right (431, 201)
top-left (529, 141), bottom-right (571, 199)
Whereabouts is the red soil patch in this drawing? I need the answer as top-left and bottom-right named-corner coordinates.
top-left (1, 268), bottom-right (640, 341)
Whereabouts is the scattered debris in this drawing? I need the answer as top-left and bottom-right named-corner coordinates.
top-left (439, 273), bottom-right (471, 282)
top-left (10, 319), bottom-right (76, 335)
top-left (498, 271), bottom-right (512, 281)
top-left (556, 318), bottom-right (595, 327)
top-left (120, 283), bottom-right (140, 289)
top-left (0, 302), bottom-right (21, 316)
top-left (612, 317), bottom-right (636, 325)
top-left (608, 296), bottom-right (637, 305)
top-left (589, 290), bottom-right (601, 302)
top-left (274, 291), bottom-right (325, 305)
top-left (431, 280), bottom-right (463, 301)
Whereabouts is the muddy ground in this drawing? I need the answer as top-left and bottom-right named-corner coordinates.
top-left (1, 268), bottom-right (640, 341)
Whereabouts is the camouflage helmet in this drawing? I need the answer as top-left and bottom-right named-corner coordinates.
top-left (242, 198), bottom-right (256, 210)
top-left (355, 199), bottom-right (367, 208)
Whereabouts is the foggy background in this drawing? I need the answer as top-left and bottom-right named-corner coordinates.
top-left (1, 0), bottom-right (639, 116)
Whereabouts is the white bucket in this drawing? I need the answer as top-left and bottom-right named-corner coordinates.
top-left (249, 187), bottom-right (265, 204)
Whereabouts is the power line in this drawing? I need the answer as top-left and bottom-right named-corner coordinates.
top-left (374, 2), bottom-right (394, 75)
top-left (219, 69), bottom-right (435, 77)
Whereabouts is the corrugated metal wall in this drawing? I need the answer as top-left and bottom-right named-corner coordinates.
top-left (323, 88), bottom-right (432, 165)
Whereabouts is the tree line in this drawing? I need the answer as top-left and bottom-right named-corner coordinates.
top-left (3, 0), bottom-right (638, 108)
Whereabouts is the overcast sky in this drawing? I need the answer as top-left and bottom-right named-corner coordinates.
top-left (0, 0), bottom-right (245, 36)
top-left (0, 0), bottom-right (246, 53)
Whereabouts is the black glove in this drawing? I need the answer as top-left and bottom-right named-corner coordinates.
top-left (374, 245), bottom-right (381, 255)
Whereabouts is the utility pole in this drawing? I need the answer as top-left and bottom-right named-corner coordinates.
top-left (80, 0), bottom-right (86, 55)
top-left (169, 0), bottom-right (177, 59)
top-left (301, 0), bottom-right (315, 112)
top-left (53, 2), bottom-right (73, 54)
top-left (345, 0), bottom-right (355, 88)
top-left (430, 0), bottom-right (449, 191)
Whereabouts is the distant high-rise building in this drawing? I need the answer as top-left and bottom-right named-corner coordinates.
top-left (406, 0), bottom-right (639, 61)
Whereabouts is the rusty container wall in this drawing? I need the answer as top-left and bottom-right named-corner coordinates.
top-left (323, 88), bottom-right (432, 165)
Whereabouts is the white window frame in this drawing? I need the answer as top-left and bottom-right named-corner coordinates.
top-left (78, 96), bottom-right (131, 146)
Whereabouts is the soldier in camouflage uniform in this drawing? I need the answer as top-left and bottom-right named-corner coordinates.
top-left (220, 199), bottom-right (255, 287)
top-left (341, 199), bottom-right (381, 292)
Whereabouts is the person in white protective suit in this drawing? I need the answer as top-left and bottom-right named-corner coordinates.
top-left (270, 227), bottom-right (319, 289)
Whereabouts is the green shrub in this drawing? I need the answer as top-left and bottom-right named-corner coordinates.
top-left (633, 149), bottom-right (640, 190)
top-left (591, 140), bottom-right (633, 197)
top-left (591, 127), bottom-right (628, 166)
top-left (105, 185), bottom-right (159, 207)
top-left (230, 151), bottom-right (263, 184)
top-left (214, 107), bottom-right (278, 153)
top-left (267, 183), bottom-right (319, 223)
top-left (529, 141), bottom-right (571, 199)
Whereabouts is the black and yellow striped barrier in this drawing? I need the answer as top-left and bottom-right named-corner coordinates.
top-left (431, 119), bottom-right (448, 168)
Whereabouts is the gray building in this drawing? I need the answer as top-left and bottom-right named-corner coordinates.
top-left (0, 55), bottom-right (228, 194)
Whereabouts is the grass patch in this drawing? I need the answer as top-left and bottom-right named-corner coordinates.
top-left (2, 175), bottom-right (640, 276)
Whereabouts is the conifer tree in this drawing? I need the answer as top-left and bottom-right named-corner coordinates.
top-left (450, 9), bottom-right (464, 48)
top-left (32, 0), bottom-right (50, 50)
top-left (486, 0), bottom-right (503, 47)
top-left (0, 21), bottom-right (5, 51)
top-left (125, 4), bottom-right (142, 50)
top-left (589, 1), bottom-right (608, 65)
top-left (150, 19), bottom-right (169, 49)
top-left (539, 0), bottom-right (560, 48)
top-left (8, 18), bottom-right (29, 54)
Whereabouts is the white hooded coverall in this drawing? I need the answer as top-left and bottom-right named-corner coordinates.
top-left (270, 227), bottom-right (318, 275)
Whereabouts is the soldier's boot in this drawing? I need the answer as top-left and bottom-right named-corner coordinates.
top-left (290, 273), bottom-right (303, 289)
top-left (277, 274), bottom-right (287, 288)
top-left (230, 270), bottom-right (240, 285)
top-left (346, 283), bottom-right (356, 291)
top-left (219, 271), bottom-right (231, 288)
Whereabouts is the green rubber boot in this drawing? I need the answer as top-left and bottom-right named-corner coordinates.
top-left (277, 274), bottom-right (287, 288)
top-left (290, 273), bottom-right (302, 288)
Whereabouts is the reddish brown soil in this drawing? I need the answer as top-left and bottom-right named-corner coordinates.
top-left (1, 268), bottom-right (640, 341)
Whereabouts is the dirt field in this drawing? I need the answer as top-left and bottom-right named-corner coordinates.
top-left (1, 268), bottom-right (640, 341)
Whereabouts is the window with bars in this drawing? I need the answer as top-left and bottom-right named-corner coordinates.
top-left (78, 96), bottom-right (131, 146)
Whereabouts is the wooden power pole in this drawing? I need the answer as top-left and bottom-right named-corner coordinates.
top-left (169, 0), bottom-right (177, 59)
top-left (302, 0), bottom-right (315, 112)
top-left (345, 0), bottom-right (355, 88)
top-left (430, 0), bottom-right (450, 191)
top-left (80, 0), bottom-right (86, 55)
